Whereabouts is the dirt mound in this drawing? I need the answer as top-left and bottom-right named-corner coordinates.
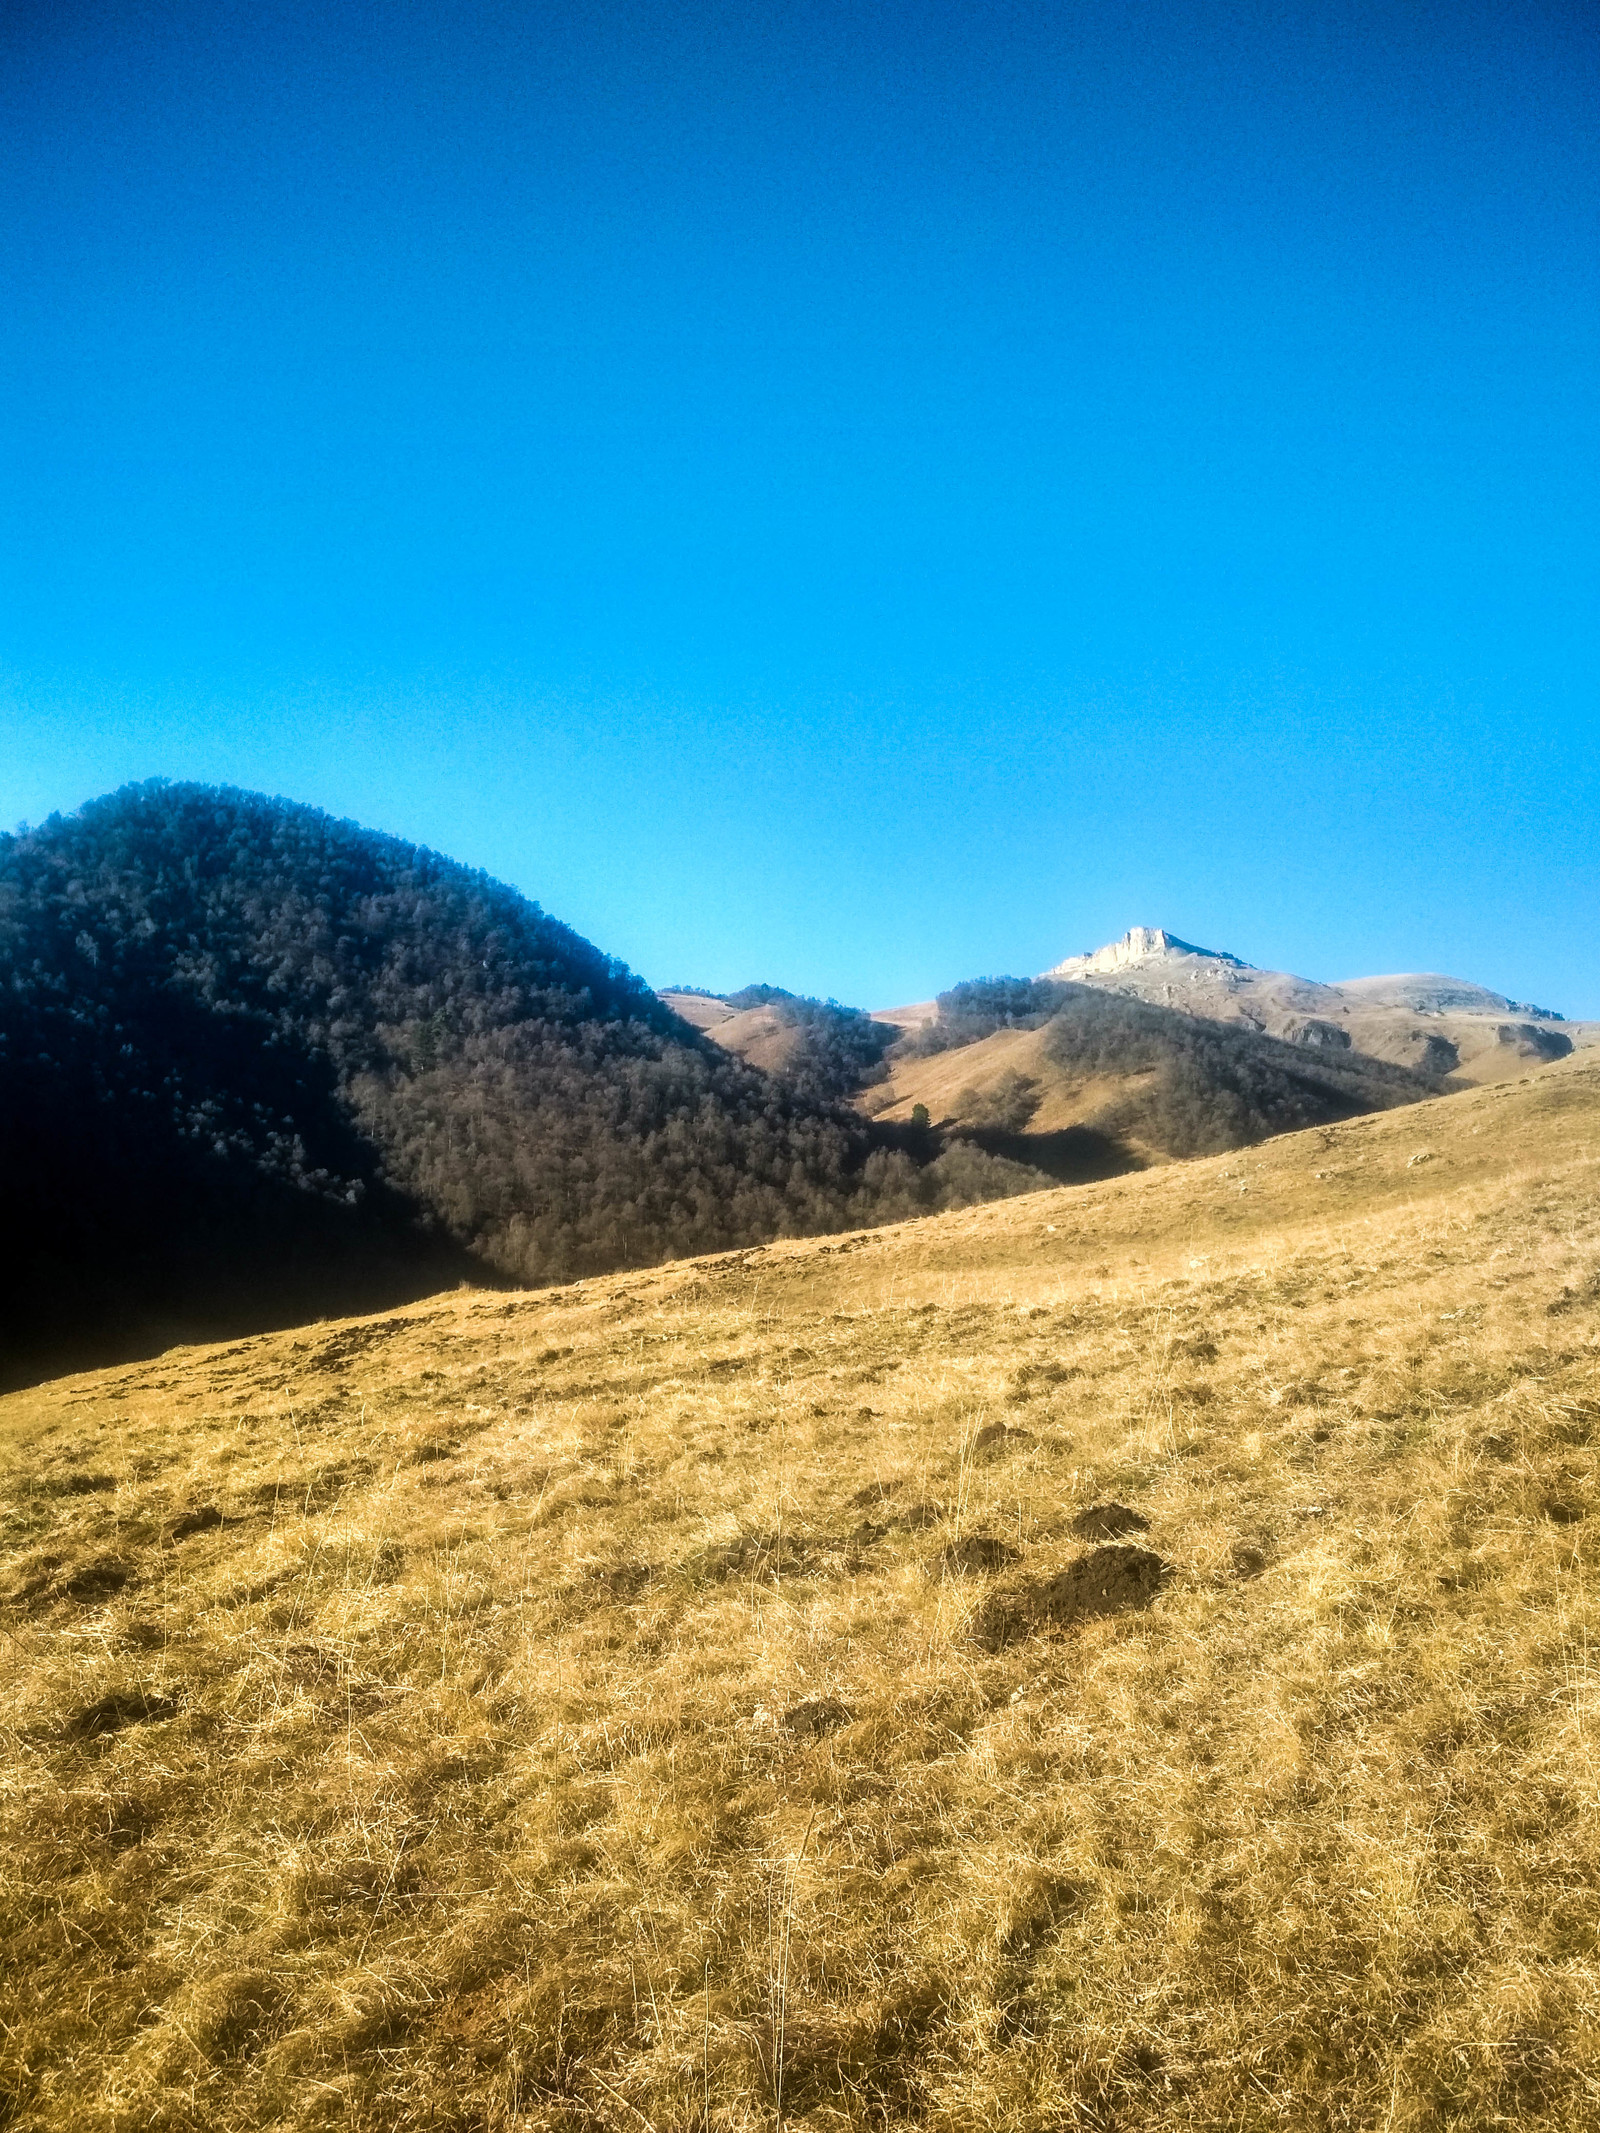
top-left (975, 1545), bottom-right (1169, 1649)
top-left (595, 1562), bottom-right (655, 1600)
top-left (698, 1534), bottom-right (811, 1581)
top-left (884, 1500), bottom-right (948, 1530)
top-left (163, 1505), bottom-right (225, 1543)
top-left (10, 1556), bottom-right (134, 1610)
top-left (939, 1534), bottom-right (1020, 1575)
top-left (1070, 1502), bottom-right (1149, 1539)
top-left (971, 1423), bottom-right (1034, 1460)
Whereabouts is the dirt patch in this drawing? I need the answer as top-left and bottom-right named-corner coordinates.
top-left (283, 1643), bottom-right (344, 1689)
top-left (698, 1534), bottom-right (812, 1582)
top-left (975, 1546), bottom-right (1169, 1650)
top-left (248, 1463), bottom-right (374, 1513)
top-left (594, 1561), bottom-right (655, 1600)
top-left (1000, 1873), bottom-right (1085, 1962)
top-left (1546, 1272), bottom-right (1600, 1316)
top-left (184, 1970), bottom-right (291, 2061)
top-left (1172, 1337), bottom-right (1218, 1362)
top-left (1070, 1502), bottom-right (1149, 1540)
top-left (893, 1500), bottom-right (949, 1530)
top-left (939, 1534), bottom-right (1020, 1575)
top-left (1011, 1360), bottom-right (1080, 1395)
top-left (11, 1556), bottom-right (136, 1608)
top-left (38, 1472), bottom-right (117, 1498)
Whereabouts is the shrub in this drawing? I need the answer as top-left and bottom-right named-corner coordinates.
top-left (951, 1069), bottom-right (1042, 1135)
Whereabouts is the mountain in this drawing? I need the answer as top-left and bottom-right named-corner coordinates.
top-left (679, 958), bottom-right (1455, 1182)
top-left (0, 783), bottom-right (1036, 1384)
top-left (857, 972), bottom-right (1443, 1178)
top-left (6, 1053), bottom-right (1598, 2130)
top-left (843, 927), bottom-right (1596, 1174)
top-left (1039, 925), bottom-right (1589, 1081)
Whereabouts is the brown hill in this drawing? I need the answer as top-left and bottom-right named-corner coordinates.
top-left (4, 1055), bottom-right (1600, 2127)
top-left (865, 1017), bottom-right (1152, 1137)
top-left (691, 1000), bottom-right (809, 1076)
top-left (658, 991), bottom-right (903, 1110)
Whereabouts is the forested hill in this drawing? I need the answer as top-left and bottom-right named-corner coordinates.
top-left (0, 783), bottom-right (1034, 1384)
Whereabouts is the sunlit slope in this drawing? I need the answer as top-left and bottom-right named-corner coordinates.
top-left (857, 984), bottom-right (1436, 1183)
top-left (4, 1058), bottom-right (1600, 2129)
top-left (861, 1018), bottom-right (1155, 1137)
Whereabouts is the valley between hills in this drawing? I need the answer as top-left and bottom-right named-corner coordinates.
top-left (5, 1052), bottom-right (1600, 2129)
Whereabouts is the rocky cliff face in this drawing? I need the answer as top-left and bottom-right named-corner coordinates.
top-left (1044, 927), bottom-right (1247, 979)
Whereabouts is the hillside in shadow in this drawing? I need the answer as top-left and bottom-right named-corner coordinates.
top-left (0, 784), bottom-right (1041, 1386)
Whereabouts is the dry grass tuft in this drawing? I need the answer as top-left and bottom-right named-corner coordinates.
top-left (5, 1059), bottom-right (1600, 2126)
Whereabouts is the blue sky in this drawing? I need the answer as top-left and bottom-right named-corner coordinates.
top-left (4, 1), bottom-right (1597, 1012)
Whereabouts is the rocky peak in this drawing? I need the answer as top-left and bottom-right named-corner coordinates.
top-left (1044, 927), bottom-right (1248, 980)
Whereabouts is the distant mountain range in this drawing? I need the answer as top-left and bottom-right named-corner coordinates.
top-left (665, 925), bottom-right (1593, 1181)
top-left (1036, 926), bottom-right (1580, 1081)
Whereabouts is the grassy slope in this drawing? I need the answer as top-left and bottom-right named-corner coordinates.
top-left (4, 1060), bottom-right (1600, 2129)
top-left (857, 1021), bottom-right (1153, 1138)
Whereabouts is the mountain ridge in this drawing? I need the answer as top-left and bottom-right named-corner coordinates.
top-left (1031, 924), bottom-right (1587, 1081)
top-left (679, 929), bottom-right (1593, 1187)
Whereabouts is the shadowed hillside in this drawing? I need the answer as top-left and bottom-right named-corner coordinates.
top-left (0, 785), bottom-right (1037, 1385)
top-left (2, 1055), bottom-right (1598, 2127)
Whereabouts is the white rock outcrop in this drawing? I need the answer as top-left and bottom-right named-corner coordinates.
top-left (1028, 927), bottom-right (1590, 1087)
top-left (1043, 927), bottom-right (1247, 981)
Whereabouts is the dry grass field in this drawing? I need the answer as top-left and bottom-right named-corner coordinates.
top-left (852, 1021), bottom-right (1150, 1144)
top-left (6, 1057), bottom-right (1600, 2130)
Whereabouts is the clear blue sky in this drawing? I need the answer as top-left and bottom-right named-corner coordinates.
top-left (4, 2), bottom-right (1597, 1012)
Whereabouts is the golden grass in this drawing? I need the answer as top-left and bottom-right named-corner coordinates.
top-left (853, 1021), bottom-right (1146, 1138)
top-left (5, 1060), bottom-right (1600, 2129)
